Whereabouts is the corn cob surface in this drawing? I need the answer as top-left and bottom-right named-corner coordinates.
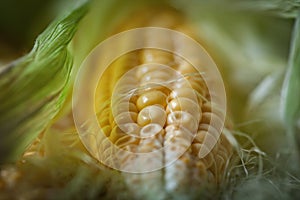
top-left (90, 8), bottom-right (233, 199)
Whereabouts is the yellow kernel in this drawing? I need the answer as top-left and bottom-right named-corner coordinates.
top-left (142, 49), bottom-right (173, 64)
top-left (174, 77), bottom-right (207, 96)
top-left (140, 84), bottom-right (171, 96)
top-left (169, 88), bottom-right (200, 103)
top-left (198, 124), bottom-right (219, 143)
top-left (194, 160), bottom-right (208, 180)
top-left (137, 105), bottom-right (166, 127)
top-left (109, 126), bottom-right (126, 143)
top-left (167, 97), bottom-right (201, 119)
top-left (193, 130), bottom-right (206, 144)
top-left (167, 111), bottom-right (198, 133)
top-left (165, 126), bottom-right (193, 147)
top-left (118, 123), bottom-right (140, 136)
top-left (140, 123), bottom-right (163, 138)
top-left (101, 125), bottom-right (112, 137)
top-left (98, 108), bottom-right (111, 126)
top-left (136, 90), bottom-right (167, 111)
top-left (136, 64), bottom-right (162, 79)
top-left (140, 70), bottom-right (171, 83)
top-left (115, 134), bottom-right (139, 148)
top-left (112, 102), bottom-right (138, 115)
top-left (114, 112), bottom-right (138, 126)
top-left (176, 60), bottom-right (198, 74)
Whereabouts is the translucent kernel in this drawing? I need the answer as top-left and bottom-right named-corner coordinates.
top-left (109, 126), bottom-right (126, 143)
top-left (167, 111), bottom-right (198, 133)
top-left (136, 90), bottom-right (167, 110)
top-left (113, 102), bottom-right (138, 115)
top-left (169, 88), bottom-right (200, 103)
top-left (137, 105), bottom-right (166, 127)
top-left (140, 123), bottom-right (163, 138)
top-left (114, 112), bottom-right (137, 126)
top-left (140, 71), bottom-right (171, 83)
top-left (167, 97), bottom-right (201, 120)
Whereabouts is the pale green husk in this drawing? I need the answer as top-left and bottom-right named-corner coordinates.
top-left (0, 0), bottom-right (89, 162)
top-left (282, 11), bottom-right (300, 163)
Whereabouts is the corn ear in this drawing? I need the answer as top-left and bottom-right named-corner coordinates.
top-left (89, 9), bottom-right (233, 199)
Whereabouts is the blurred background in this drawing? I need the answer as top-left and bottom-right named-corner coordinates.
top-left (0, 0), bottom-right (66, 65)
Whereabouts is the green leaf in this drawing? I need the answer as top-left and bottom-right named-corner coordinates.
top-left (234, 0), bottom-right (300, 18)
top-left (0, 0), bottom-right (89, 163)
top-left (282, 11), bottom-right (300, 156)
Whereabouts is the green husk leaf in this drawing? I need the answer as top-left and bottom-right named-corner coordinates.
top-left (283, 11), bottom-right (300, 127)
top-left (237, 0), bottom-right (300, 18)
top-left (282, 11), bottom-right (300, 157)
top-left (0, 0), bottom-right (89, 163)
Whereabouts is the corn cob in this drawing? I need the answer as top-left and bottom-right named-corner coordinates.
top-left (91, 8), bottom-right (233, 199)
